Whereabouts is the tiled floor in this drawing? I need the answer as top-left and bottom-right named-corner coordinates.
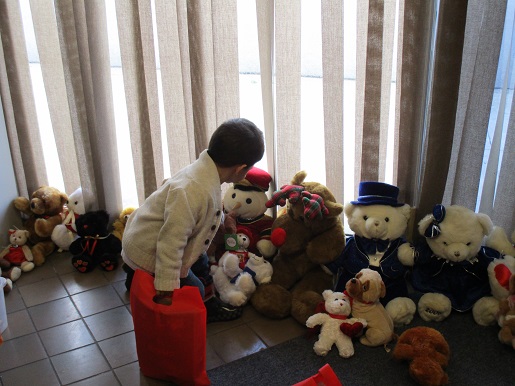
top-left (0, 251), bottom-right (305, 385)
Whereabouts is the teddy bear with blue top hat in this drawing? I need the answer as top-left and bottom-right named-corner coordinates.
top-left (326, 181), bottom-right (416, 326)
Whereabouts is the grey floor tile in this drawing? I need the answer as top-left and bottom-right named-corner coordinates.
top-left (248, 316), bottom-right (306, 346)
top-left (206, 341), bottom-right (225, 370)
top-left (84, 306), bottom-right (134, 341)
top-left (208, 324), bottom-right (267, 363)
top-left (3, 287), bottom-right (26, 313)
top-left (50, 344), bottom-right (110, 385)
top-left (1, 309), bottom-right (35, 340)
top-left (0, 359), bottom-right (59, 386)
top-left (18, 277), bottom-right (68, 307)
top-left (50, 251), bottom-right (77, 275)
top-left (114, 362), bottom-right (171, 386)
top-left (71, 285), bottom-right (123, 317)
top-left (98, 331), bottom-right (138, 368)
top-left (14, 262), bottom-right (57, 286)
top-left (0, 333), bottom-right (47, 372)
top-left (69, 370), bottom-right (121, 386)
top-left (39, 319), bottom-right (94, 356)
top-left (60, 269), bottom-right (110, 295)
top-left (28, 296), bottom-right (81, 330)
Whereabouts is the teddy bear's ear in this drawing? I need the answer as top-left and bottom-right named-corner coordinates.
top-left (343, 203), bottom-right (355, 218)
top-left (291, 171), bottom-right (307, 185)
top-left (325, 201), bottom-right (344, 217)
top-left (380, 281), bottom-right (386, 298)
top-left (322, 289), bottom-right (333, 300)
top-left (418, 214), bottom-right (435, 236)
top-left (476, 212), bottom-right (493, 237)
top-left (399, 204), bottom-right (412, 221)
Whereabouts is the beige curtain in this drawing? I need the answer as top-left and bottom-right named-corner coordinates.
top-left (1, 0), bottom-right (513, 234)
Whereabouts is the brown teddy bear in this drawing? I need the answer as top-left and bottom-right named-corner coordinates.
top-left (392, 326), bottom-right (451, 386)
top-left (13, 186), bottom-right (68, 266)
top-left (250, 171), bottom-right (346, 325)
top-left (497, 273), bottom-right (515, 349)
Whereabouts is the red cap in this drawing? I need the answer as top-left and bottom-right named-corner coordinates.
top-left (243, 167), bottom-right (272, 191)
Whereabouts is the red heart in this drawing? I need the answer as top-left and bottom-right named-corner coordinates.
top-left (494, 264), bottom-right (513, 290)
top-left (340, 322), bottom-right (364, 338)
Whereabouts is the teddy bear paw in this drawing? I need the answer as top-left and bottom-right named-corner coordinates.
top-left (100, 257), bottom-right (119, 272)
top-left (313, 342), bottom-right (329, 356)
top-left (9, 267), bottom-right (22, 282)
top-left (227, 291), bottom-right (248, 307)
top-left (418, 293), bottom-right (452, 322)
top-left (72, 256), bottom-right (94, 273)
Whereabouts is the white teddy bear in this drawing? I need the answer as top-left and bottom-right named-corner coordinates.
top-left (211, 231), bottom-right (273, 307)
top-left (326, 182), bottom-right (416, 326)
top-left (305, 289), bottom-right (367, 358)
top-left (221, 166), bottom-right (276, 260)
top-left (411, 204), bottom-right (503, 322)
top-left (51, 187), bottom-right (88, 252)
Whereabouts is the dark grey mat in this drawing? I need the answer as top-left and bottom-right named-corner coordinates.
top-left (207, 310), bottom-right (514, 386)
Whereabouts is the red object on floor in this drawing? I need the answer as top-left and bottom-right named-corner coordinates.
top-left (130, 269), bottom-right (210, 385)
top-left (293, 364), bottom-right (343, 386)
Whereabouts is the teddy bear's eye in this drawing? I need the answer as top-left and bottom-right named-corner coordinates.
top-left (363, 215), bottom-right (368, 221)
top-left (443, 241), bottom-right (448, 246)
top-left (232, 193), bottom-right (236, 199)
top-left (363, 284), bottom-right (368, 291)
top-left (246, 198), bottom-right (252, 204)
top-left (466, 242), bottom-right (471, 246)
top-left (74, 201), bottom-right (78, 205)
top-left (385, 217), bottom-right (389, 222)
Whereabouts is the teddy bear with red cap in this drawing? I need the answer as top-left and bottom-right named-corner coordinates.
top-left (215, 167), bottom-right (276, 261)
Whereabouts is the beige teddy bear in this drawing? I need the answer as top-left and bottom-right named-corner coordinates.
top-left (13, 186), bottom-right (68, 265)
top-left (0, 229), bottom-right (35, 276)
top-left (306, 289), bottom-right (366, 358)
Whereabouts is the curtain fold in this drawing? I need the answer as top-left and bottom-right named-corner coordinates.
top-left (1, 0), bottom-right (513, 235)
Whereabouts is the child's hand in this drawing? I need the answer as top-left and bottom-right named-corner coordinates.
top-left (153, 290), bottom-right (173, 305)
top-left (224, 208), bottom-right (239, 234)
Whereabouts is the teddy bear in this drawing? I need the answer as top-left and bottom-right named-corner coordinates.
top-left (69, 210), bottom-right (122, 273)
top-left (51, 187), bottom-right (89, 252)
top-left (112, 207), bottom-right (136, 241)
top-left (213, 167), bottom-right (276, 261)
top-left (392, 326), bottom-right (451, 386)
top-left (210, 229), bottom-right (273, 306)
top-left (0, 229), bottom-right (35, 279)
top-left (326, 181), bottom-right (416, 325)
top-left (250, 171), bottom-right (346, 325)
top-left (13, 186), bottom-right (68, 265)
top-left (497, 273), bottom-right (515, 349)
top-left (410, 204), bottom-right (503, 322)
top-left (485, 226), bottom-right (515, 257)
top-left (345, 268), bottom-right (395, 347)
top-left (305, 289), bottom-right (367, 358)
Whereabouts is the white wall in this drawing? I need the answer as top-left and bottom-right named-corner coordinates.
top-left (0, 93), bottom-right (22, 246)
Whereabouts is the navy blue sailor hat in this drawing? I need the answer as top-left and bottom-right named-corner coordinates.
top-left (351, 181), bottom-right (404, 207)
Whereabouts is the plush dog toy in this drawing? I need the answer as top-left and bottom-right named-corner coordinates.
top-left (13, 186), bottom-right (68, 265)
top-left (497, 273), bottom-right (515, 349)
top-left (345, 268), bottom-right (395, 347)
top-left (411, 204), bottom-right (502, 322)
top-left (69, 210), bottom-right (122, 273)
top-left (250, 171), bottom-right (346, 325)
top-left (392, 326), bottom-right (451, 386)
top-left (306, 289), bottom-right (366, 358)
top-left (0, 229), bottom-right (35, 278)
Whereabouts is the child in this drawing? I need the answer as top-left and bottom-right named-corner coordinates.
top-left (122, 118), bottom-right (265, 322)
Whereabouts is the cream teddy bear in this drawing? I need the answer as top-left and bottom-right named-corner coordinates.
top-left (306, 289), bottom-right (366, 358)
top-left (411, 204), bottom-right (502, 322)
top-left (0, 229), bottom-right (35, 275)
top-left (51, 187), bottom-right (88, 252)
top-left (211, 231), bottom-right (273, 306)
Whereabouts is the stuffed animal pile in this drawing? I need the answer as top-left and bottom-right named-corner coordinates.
top-left (305, 289), bottom-right (366, 358)
top-left (69, 210), bottom-right (122, 273)
top-left (210, 229), bottom-right (273, 306)
top-left (250, 171), bottom-right (346, 325)
top-left (13, 186), bottom-right (68, 265)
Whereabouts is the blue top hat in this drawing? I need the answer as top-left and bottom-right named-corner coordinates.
top-left (351, 181), bottom-right (404, 207)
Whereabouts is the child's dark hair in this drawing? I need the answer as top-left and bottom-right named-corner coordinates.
top-left (208, 118), bottom-right (265, 167)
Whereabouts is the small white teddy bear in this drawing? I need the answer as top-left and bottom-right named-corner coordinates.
top-left (51, 187), bottom-right (89, 252)
top-left (305, 289), bottom-right (367, 358)
top-left (211, 231), bottom-right (273, 307)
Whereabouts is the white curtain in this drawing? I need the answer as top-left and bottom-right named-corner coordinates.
top-left (1, 0), bottom-right (513, 234)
